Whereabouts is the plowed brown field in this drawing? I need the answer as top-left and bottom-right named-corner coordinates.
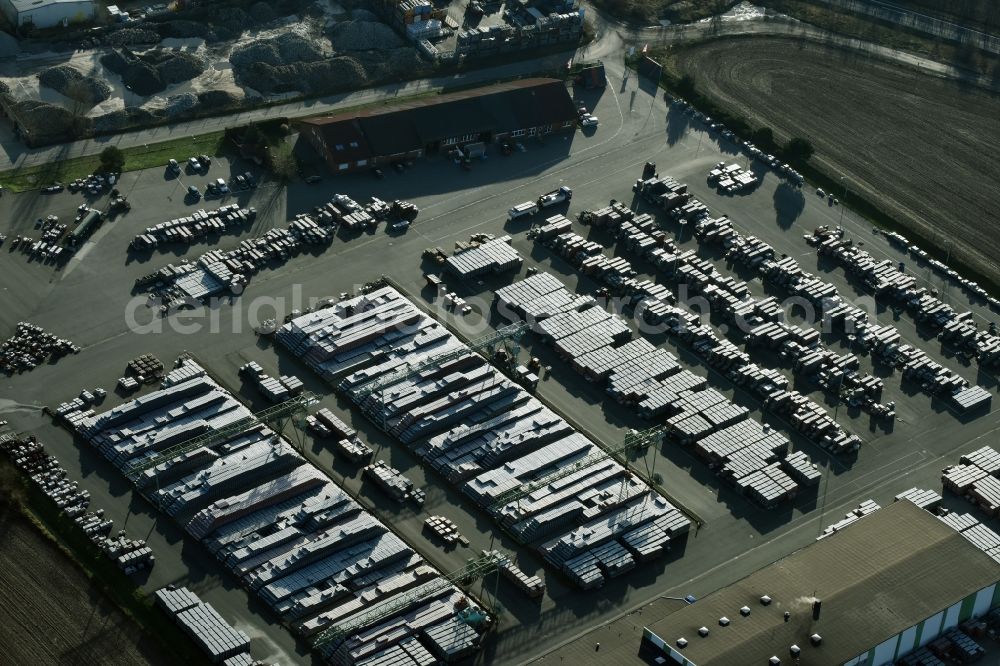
top-left (0, 509), bottom-right (166, 666)
top-left (669, 36), bottom-right (1000, 284)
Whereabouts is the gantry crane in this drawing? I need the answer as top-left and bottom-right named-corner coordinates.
top-left (311, 551), bottom-right (506, 649)
top-left (350, 322), bottom-right (528, 430)
top-left (489, 424), bottom-right (668, 514)
top-left (123, 391), bottom-right (319, 486)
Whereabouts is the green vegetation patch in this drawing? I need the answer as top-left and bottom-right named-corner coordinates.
top-left (0, 131), bottom-right (227, 193)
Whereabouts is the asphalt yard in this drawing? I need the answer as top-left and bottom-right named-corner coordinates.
top-left (1, 59), bottom-right (998, 666)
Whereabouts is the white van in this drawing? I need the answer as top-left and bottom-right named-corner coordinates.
top-left (508, 201), bottom-right (539, 221)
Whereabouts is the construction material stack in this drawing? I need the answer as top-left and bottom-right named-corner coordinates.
top-left (156, 586), bottom-right (252, 663)
top-left (444, 235), bottom-right (522, 278)
top-left (943, 446), bottom-right (1000, 517)
top-left (494, 271), bottom-right (822, 508)
top-left (60, 358), bottom-right (487, 664)
top-left (277, 286), bottom-right (692, 589)
top-left (307, 407), bottom-right (374, 463)
top-left (0, 322), bottom-right (79, 374)
top-left (1, 435), bottom-right (154, 573)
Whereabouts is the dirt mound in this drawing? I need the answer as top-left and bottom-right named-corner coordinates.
top-left (105, 27), bottom-right (161, 47)
top-left (230, 32), bottom-right (325, 68)
top-left (328, 20), bottom-right (403, 51)
top-left (11, 100), bottom-right (79, 142)
top-left (208, 7), bottom-right (255, 40)
top-left (37, 65), bottom-right (112, 107)
top-left (238, 55), bottom-right (367, 94)
top-left (154, 20), bottom-right (214, 40)
top-left (197, 89), bottom-right (243, 109)
top-left (248, 2), bottom-right (277, 24)
top-left (164, 92), bottom-right (199, 116)
top-left (350, 8), bottom-right (380, 21)
top-left (101, 47), bottom-right (206, 96)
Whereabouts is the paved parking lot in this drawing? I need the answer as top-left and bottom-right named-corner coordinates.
top-left (1, 59), bottom-right (998, 666)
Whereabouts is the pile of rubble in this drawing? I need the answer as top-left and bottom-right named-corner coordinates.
top-left (37, 65), bottom-right (112, 107)
top-left (100, 47), bottom-right (206, 96)
top-left (104, 27), bottom-right (161, 47)
top-left (3, 99), bottom-right (76, 145)
top-left (0, 322), bottom-right (79, 374)
top-left (328, 20), bottom-right (403, 51)
top-left (229, 31), bottom-right (326, 68)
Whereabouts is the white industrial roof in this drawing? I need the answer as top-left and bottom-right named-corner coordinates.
top-left (9, 0), bottom-right (93, 13)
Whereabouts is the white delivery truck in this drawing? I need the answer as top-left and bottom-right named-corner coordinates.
top-left (508, 201), bottom-right (539, 221)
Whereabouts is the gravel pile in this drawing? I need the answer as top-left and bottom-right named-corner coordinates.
top-left (11, 100), bottom-right (78, 141)
top-left (164, 92), bottom-right (198, 116)
top-left (208, 7), bottom-right (255, 41)
top-left (154, 20), bottom-right (214, 40)
top-left (37, 65), bottom-right (112, 107)
top-left (329, 20), bottom-right (403, 51)
top-left (230, 32), bottom-right (325, 68)
top-left (101, 48), bottom-right (206, 96)
top-left (198, 90), bottom-right (242, 109)
top-left (351, 47), bottom-right (426, 82)
top-left (152, 50), bottom-right (206, 84)
top-left (248, 2), bottom-right (277, 24)
top-left (91, 109), bottom-right (128, 133)
top-left (237, 55), bottom-right (367, 94)
top-left (106, 28), bottom-right (161, 47)
top-left (350, 8), bottom-right (380, 21)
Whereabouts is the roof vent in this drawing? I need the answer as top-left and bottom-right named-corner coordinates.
top-left (790, 645), bottom-right (801, 657)
top-left (676, 638), bottom-right (688, 649)
top-left (760, 595), bottom-right (772, 606)
top-left (810, 634), bottom-right (822, 646)
top-left (740, 606), bottom-right (752, 617)
top-left (769, 657), bottom-right (781, 665)
top-left (698, 627), bottom-right (709, 637)
top-left (719, 617), bottom-right (730, 626)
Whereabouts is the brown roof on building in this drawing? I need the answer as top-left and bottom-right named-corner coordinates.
top-left (645, 501), bottom-right (1000, 665)
top-left (307, 117), bottom-right (371, 164)
top-left (299, 78), bottom-right (577, 160)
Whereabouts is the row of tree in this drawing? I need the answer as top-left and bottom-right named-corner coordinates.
top-left (674, 74), bottom-right (815, 163)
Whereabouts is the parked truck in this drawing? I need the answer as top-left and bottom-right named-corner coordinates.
top-left (537, 186), bottom-right (572, 209)
top-left (507, 201), bottom-right (539, 221)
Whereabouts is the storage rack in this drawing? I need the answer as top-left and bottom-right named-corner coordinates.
top-left (122, 391), bottom-right (319, 487)
top-left (312, 551), bottom-right (505, 649)
top-left (488, 425), bottom-right (667, 513)
top-left (352, 322), bottom-right (528, 429)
